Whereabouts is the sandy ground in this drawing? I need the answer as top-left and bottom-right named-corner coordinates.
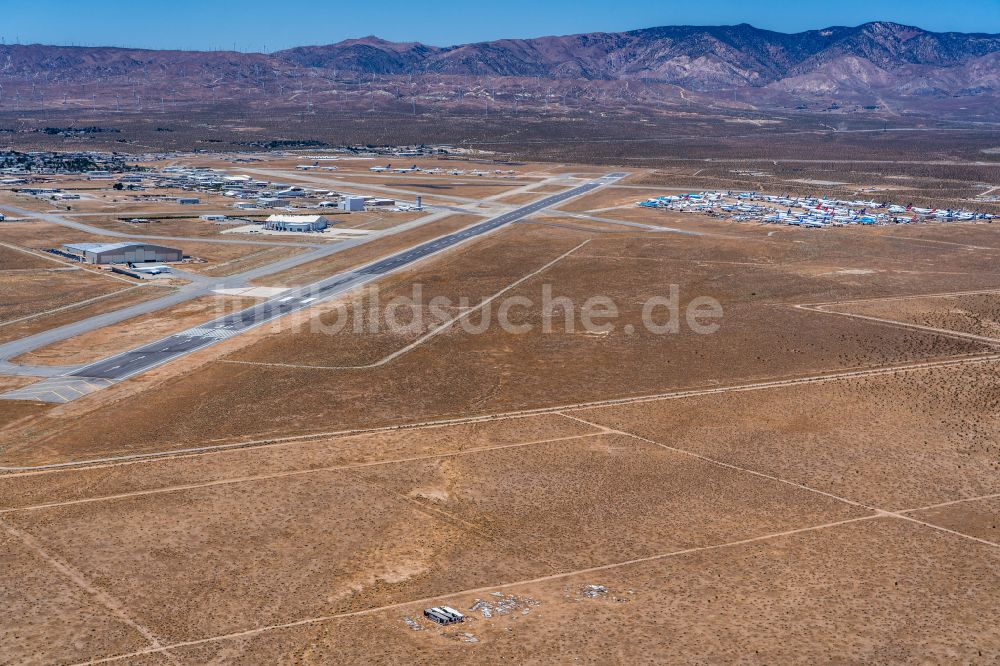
top-left (14, 296), bottom-right (260, 366)
top-left (117, 518), bottom-right (998, 665)
top-left (554, 185), bottom-right (667, 213)
top-left (0, 269), bottom-right (133, 323)
top-left (0, 245), bottom-right (61, 270)
top-left (3, 220), bottom-right (999, 464)
top-left (0, 218), bottom-right (298, 274)
top-left (0, 285), bottom-right (172, 345)
top-left (828, 291), bottom-right (1000, 339)
top-left (0, 376), bottom-right (38, 393)
top-left (2, 156), bottom-right (1000, 664)
top-left (491, 191), bottom-right (546, 205)
top-left (185, 245), bottom-right (307, 278)
top-left (252, 214), bottom-right (483, 287)
top-left (2, 367), bottom-right (998, 662)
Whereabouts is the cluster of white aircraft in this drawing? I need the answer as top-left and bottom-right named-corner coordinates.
top-left (638, 191), bottom-right (995, 228)
top-left (369, 164), bottom-right (421, 174)
top-left (368, 164), bottom-right (516, 177)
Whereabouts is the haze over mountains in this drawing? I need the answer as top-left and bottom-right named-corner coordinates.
top-left (1, 21), bottom-right (998, 117)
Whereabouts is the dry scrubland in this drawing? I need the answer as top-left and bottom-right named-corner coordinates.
top-left (252, 214), bottom-right (483, 287)
top-left (0, 269), bottom-right (132, 323)
top-left (1, 363), bottom-right (999, 663)
top-left (71, 210), bottom-right (421, 239)
top-left (0, 244), bottom-right (59, 270)
top-left (828, 291), bottom-right (1000, 339)
top-left (0, 220), bottom-right (121, 250)
top-left (0, 218), bottom-right (307, 275)
top-left (13, 295), bottom-right (260, 366)
top-left (3, 219), bottom-right (998, 464)
top-left (323, 176), bottom-right (530, 201)
top-left (2, 148), bottom-right (1000, 663)
top-left (0, 286), bottom-right (170, 345)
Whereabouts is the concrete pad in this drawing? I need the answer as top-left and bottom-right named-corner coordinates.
top-left (0, 376), bottom-right (114, 403)
top-left (211, 287), bottom-right (290, 298)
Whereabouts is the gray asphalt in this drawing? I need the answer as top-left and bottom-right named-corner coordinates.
top-left (245, 168), bottom-right (485, 206)
top-left (0, 203), bottom-right (322, 248)
top-left (68, 173), bottom-right (626, 383)
top-left (0, 208), bottom-right (458, 371)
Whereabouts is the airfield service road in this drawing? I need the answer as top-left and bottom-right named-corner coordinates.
top-left (0, 173), bottom-right (626, 400)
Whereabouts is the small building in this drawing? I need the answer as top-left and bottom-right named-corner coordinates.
top-left (340, 196), bottom-right (366, 212)
top-left (423, 607), bottom-right (464, 625)
top-left (233, 201), bottom-right (258, 210)
top-left (62, 242), bottom-right (183, 265)
top-left (177, 197), bottom-right (200, 205)
top-left (264, 214), bottom-right (329, 232)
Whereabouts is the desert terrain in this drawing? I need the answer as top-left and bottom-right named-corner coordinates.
top-left (1, 142), bottom-right (999, 665)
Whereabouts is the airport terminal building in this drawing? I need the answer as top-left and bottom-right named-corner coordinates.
top-left (62, 242), bottom-right (184, 264)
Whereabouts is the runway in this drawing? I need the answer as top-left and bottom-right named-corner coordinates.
top-left (2, 172), bottom-right (625, 400)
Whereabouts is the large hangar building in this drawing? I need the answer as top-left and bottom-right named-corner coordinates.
top-left (264, 214), bottom-right (330, 232)
top-left (62, 242), bottom-right (184, 265)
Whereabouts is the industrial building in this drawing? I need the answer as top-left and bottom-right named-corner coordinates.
top-left (340, 196), bottom-right (366, 212)
top-left (62, 242), bottom-right (184, 265)
top-left (264, 214), bottom-right (330, 232)
top-left (423, 607), bottom-right (464, 625)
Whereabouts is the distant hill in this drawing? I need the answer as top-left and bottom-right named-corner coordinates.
top-left (274, 22), bottom-right (1000, 94)
top-left (1, 22), bottom-right (998, 115)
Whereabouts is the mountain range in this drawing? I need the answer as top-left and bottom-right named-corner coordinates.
top-left (1, 22), bottom-right (998, 114)
top-left (275, 22), bottom-right (1000, 93)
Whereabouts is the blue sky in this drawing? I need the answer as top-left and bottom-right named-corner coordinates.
top-left (2, 0), bottom-right (999, 51)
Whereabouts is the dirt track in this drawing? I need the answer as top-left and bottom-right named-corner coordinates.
top-left (3, 154), bottom-right (1000, 664)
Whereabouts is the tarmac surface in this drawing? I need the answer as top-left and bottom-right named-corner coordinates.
top-left (1, 173), bottom-right (625, 401)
